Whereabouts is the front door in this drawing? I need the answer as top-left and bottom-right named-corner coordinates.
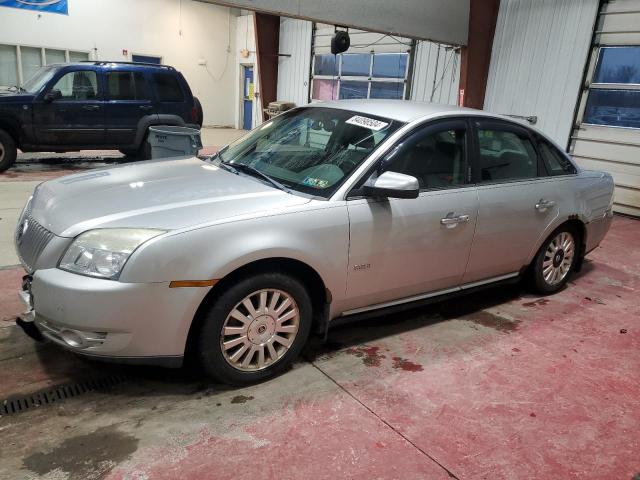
top-left (462, 118), bottom-right (561, 284)
top-left (345, 119), bottom-right (478, 311)
top-left (243, 66), bottom-right (254, 130)
top-left (34, 69), bottom-right (105, 146)
top-left (104, 70), bottom-right (156, 146)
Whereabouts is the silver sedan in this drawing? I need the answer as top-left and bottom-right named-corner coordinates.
top-left (15, 100), bottom-right (614, 385)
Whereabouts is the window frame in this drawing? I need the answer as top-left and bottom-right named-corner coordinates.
top-left (347, 117), bottom-right (473, 198)
top-left (582, 45), bottom-right (640, 130)
top-left (470, 118), bottom-right (546, 185)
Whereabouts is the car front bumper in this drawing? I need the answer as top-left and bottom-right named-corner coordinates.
top-left (18, 268), bottom-right (211, 366)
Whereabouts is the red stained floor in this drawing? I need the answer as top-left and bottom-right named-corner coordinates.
top-left (1, 216), bottom-right (638, 480)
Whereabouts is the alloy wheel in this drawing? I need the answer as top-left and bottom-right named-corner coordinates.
top-left (220, 289), bottom-right (300, 371)
top-left (542, 231), bottom-right (575, 286)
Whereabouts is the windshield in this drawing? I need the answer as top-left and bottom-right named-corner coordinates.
top-left (22, 66), bottom-right (57, 93)
top-left (217, 107), bottom-right (403, 198)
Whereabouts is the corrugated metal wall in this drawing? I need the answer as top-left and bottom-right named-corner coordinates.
top-left (276, 17), bottom-right (312, 107)
top-left (410, 41), bottom-right (460, 105)
top-left (484, 0), bottom-right (600, 146)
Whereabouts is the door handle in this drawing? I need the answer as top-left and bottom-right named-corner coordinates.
top-left (440, 214), bottom-right (470, 226)
top-left (535, 199), bottom-right (556, 211)
top-left (139, 105), bottom-right (154, 110)
top-left (82, 105), bottom-right (100, 111)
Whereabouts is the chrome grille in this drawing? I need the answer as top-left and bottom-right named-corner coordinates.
top-left (16, 215), bottom-right (54, 272)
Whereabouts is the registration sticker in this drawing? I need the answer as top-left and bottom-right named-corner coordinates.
top-left (346, 115), bottom-right (389, 131)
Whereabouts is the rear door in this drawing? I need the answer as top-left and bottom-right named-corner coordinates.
top-left (462, 118), bottom-right (563, 284)
top-left (34, 68), bottom-right (105, 146)
top-left (345, 119), bottom-right (479, 311)
top-left (150, 71), bottom-right (192, 123)
top-left (104, 69), bottom-right (156, 147)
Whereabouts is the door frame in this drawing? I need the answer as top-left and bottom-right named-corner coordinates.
top-left (240, 64), bottom-right (255, 131)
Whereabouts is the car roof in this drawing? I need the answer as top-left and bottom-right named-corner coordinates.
top-left (49, 62), bottom-right (175, 71)
top-left (307, 99), bottom-right (479, 123)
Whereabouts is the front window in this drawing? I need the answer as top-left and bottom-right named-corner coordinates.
top-left (49, 70), bottom-right (98, 100)
top-left (217, 107), bottom-right (403, 198)
top-left (22, 66), bottom-right (57, 93)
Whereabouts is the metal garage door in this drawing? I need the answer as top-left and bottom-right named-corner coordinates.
top-left (571, 0), bottom-right (640, 217)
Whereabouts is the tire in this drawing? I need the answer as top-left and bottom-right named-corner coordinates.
top-left (193, 97), bottom-right (203, 127)
top-left (0, 129), bottom-right (17, 173)
top-left (137, 132), bottom-right (152, 160)
top-left (531, 224), bottom-right (580, 295)
top-left (197, 272), bottom-right (312, 385)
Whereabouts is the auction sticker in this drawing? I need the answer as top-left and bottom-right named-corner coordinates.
top-left (346, 115), bottom-right (389, 131)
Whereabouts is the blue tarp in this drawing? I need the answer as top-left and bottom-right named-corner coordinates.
top-left (0, 0), bottom-right (68, 15)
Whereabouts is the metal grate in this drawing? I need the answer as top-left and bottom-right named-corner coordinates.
top-left (15, 214), bottom-right (55, 273)
top-left (0, 374), bottom-right (129, 417)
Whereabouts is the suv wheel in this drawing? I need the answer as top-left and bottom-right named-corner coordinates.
top-left (531, 225), bottom-right (580, 294)
top-left (0, 129), bottom-right (17, 172)
top-left (197, 272), bottom-right (312, 385)
top-left (138, 132), bottom-right (152, 160)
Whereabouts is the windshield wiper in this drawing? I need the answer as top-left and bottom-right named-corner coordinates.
top-left (222, 161), bottom-right (291, 194)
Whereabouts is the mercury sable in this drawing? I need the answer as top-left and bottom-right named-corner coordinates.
top-left (15, 100), bottom-right (614, 385)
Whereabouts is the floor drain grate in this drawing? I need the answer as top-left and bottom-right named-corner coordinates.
top-left (0, 374), bottom-right (130, 417)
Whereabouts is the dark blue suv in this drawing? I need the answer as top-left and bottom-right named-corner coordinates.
top-left (0, 61), bottom-right (203, 171)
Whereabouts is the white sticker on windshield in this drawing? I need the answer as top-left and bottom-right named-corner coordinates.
top-left (345, 115), bottom-right (389, 131)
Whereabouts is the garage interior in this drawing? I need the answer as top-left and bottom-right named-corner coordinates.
top-left (0, 0), bottom-right (639, 479)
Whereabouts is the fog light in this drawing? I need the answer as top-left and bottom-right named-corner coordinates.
top-left (60, 330), bottom-right (84, 348)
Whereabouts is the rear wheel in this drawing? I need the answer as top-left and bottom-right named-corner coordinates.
top-left (0, 129), bottom-right (17, 172)
top-left (531, 225), bottom-right (579, 294)
top-left (197, 272), bottom-right (312, 385)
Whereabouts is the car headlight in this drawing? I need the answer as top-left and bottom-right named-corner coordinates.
top-left (59, 229), bottom-right (165, 279)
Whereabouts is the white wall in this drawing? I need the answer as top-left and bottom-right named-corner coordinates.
top-left (0, 0), bottom-right (238, 127)
top-left (277, 17), bottom-right (312, 107)
top-left (484, 0), bottom-right (599, 146)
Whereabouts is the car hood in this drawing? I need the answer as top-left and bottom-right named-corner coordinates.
top-left (29, 157), bottom-right (311, 237)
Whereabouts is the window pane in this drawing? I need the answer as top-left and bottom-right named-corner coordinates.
top-left (132, 54), bottom-right (162, 64)
top-left (583, 89), bottom-right (640, 128)
top-left (339, 80), bottom-right (368, 99)
top-left (341, 54), bottom-right (370, 76)
top-left (153, 73), bottom-right (184, 102)
top-left (370, 81), bottom-right (404, 99)
top-left (372, 53), bottom-right (408, 79)
top-left (51, 70), bottom-right (98, 100)
top-left (45, 49), bottom-right (66, 65)
top-left (538, 139), bottom-right (576, 176)
top-left (313, 54), bottom-right (337, 76)
top-left (382, 127), bottom-right (467, 189)
top-left (21, 47), bottom-right (43, 85)
top-left (478, 129), bottom-right (538, 182)
top-left (311, 79), bottom-right (338, 100)
top-left (69, 51), bottom-right (89, 63)
top-left (0, 45), bottom-right (18, 87)
top-left (593, 47), bottom-right (640, 84)
top-left (107, 72), bottom-right (148, 100)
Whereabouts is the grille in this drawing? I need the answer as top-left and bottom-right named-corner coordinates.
top-left (16, 214), bottom-right (55, 272)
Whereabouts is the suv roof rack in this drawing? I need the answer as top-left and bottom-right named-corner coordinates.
top-left (78, 61), bottom-right (175, 70)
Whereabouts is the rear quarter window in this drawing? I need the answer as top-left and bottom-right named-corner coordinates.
top-left (537, 138), bottom-right (577, 176)
top-left (152, 73), bottom-right (185, 102)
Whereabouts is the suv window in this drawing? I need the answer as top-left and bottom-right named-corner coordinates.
top-left (50, 70), bottom-right (98, 100)
top-left (380, 123), bottom-right (467, 190)
top-left (477, 126), bottom-right (538, 182)
top-left (537, 138), bottom-right (577, 176)
top-left (153, 73), bottom-right (184, 102)
top-left (107, 71), bottom-right (149, 100)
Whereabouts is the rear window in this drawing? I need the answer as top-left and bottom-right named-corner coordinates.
top-left (107, 71), bottom-right (148, 100)
top-left (537, 138), bottom-right (577, 176)
top-left (152, 73), bottom-right (184, 102)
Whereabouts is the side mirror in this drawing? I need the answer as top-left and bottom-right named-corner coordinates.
top-left (362, 171), bottom-right (419, 199)
top-left (44, 89), bottom-right (62, 102)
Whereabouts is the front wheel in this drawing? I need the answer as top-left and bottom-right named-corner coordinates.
top-left (197, 273), bottom-right (312, 385)
top-left (531, 225), bottom-right (580, 294)
top-left (0, 129), bottom-right (17, 172)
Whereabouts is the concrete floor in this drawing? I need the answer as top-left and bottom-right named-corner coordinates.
top-left (0, 145), bottom-right (639, 479)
